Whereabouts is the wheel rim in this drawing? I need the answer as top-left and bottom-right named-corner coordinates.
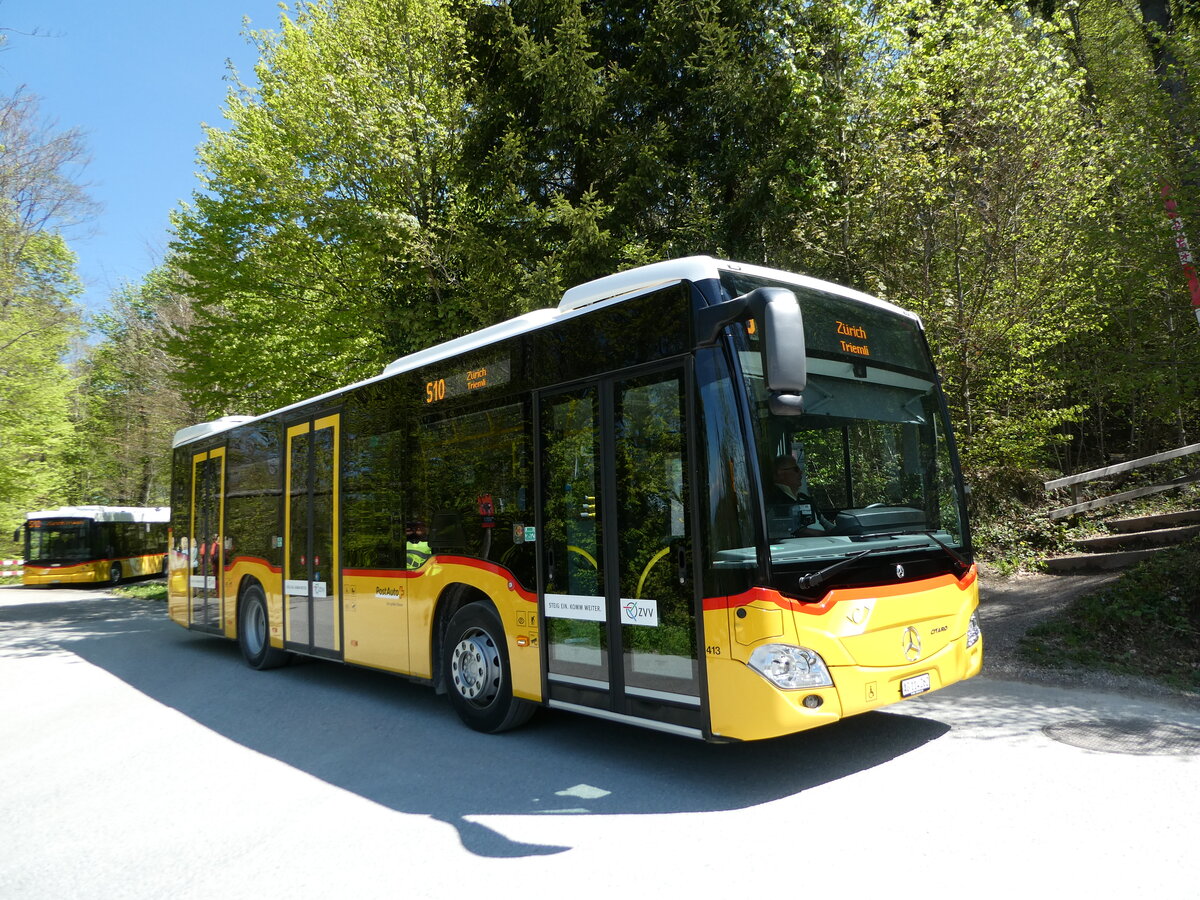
top-left (109, 564), bottom-right (120, 585)
top-left (450, 627), bottom-right (501, 707)
top-left (245, 601), bottom-right (267, 656)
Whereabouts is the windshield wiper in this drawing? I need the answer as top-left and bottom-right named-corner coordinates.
top-left (796, 544), bottom-right (924, 591)
top-left (923, 531), bottom-right (972, 576)
top-left (849, 529), bottom-right (971, 576)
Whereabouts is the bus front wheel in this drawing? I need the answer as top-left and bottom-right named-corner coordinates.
top-left (238, 583), bottom-right (290, 670)
top-left (442, 602), bottom-right (535, 733)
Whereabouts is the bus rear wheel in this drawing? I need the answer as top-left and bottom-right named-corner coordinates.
top-left (239, 583), bottom-right (290, 670)
top-left (108, 562), bottom-right (122, 586)
top-left (443, 602), bottom-right (535, 733)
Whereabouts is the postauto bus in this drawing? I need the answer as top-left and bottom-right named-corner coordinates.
top-left (20, 506), bottom-right (169, 586)
top-left (167, 257), bottom-right (982, 741)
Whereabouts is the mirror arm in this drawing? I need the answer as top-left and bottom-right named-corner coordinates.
top-left (695, 288), bottom-right (795, 347)
top-left (695, 296), bottom-right (750, 346)
top-left (695, 286), bottom-right (807, 414)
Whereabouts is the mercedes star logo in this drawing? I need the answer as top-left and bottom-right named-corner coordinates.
top-left (902, 626), bottom-right (922, 662)
top-left (896, 564), bottom-right (905, 579)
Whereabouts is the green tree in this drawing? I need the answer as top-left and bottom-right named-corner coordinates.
top-left (808, 0), bottom-right (1197, 482)
top-left (1009, 0), bottom-right (1199, 467)
top-left (459, 0), bottom-right (831, 304)
top-left (168, 0), bottom-right (473, 416)
top-left (0, 90), bottom-right (91, 537)
top-left (70, 270), bottom-right (203, 506)
top-left (0, 230), bottom-right (80, 533)
top-left (159, 0), bottom-right (1199, 512)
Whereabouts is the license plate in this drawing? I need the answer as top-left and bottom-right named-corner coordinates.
top-left (901, 672), bottom-right (931, 698)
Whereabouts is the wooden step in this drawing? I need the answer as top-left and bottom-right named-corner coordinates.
top-left (1105, 509), bottom-right (1200, 533)
top-left (1074, 523), bottom-right (1200, 553)
top-left (1045, 547), bottom-right (1165, 573)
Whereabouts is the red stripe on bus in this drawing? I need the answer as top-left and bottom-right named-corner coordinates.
top-left (702, 565), bottom-right (978, 614)
top-left (343, 556), bottom-right (537, 603)
top-left (223, 556), bottom-right (282, 573)
top-left (341, 567), bottom-right (412, 579)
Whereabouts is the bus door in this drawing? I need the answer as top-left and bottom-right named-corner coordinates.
top-left (538, 364), bottom-right (701, 731)
top-left (189, 448), bottom-right (226, 631)
top-left (284, 414), bottom-right (342, 657)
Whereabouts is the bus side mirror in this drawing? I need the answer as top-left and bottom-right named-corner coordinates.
top-left (12, 528), bottom-right (19, 543)
top-left (696, 286), bottom-right (806, 414)
top-left (757, 288), bottom-right (806, 414)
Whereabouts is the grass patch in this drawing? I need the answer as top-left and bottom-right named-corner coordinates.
top-left (113, 580), bottom-right (168, 602)
top-left (1020, 537), bottom-right (1200, 692)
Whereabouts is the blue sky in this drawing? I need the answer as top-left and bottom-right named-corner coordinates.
top-left (2, 0), bottom-right (285, 316)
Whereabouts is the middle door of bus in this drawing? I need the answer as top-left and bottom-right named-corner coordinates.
top-left (538, 364), bottom-right (701, 729)
top-left (189, 447), bottom-right (225, 632)
top-left (284, 414), bottom-right (342, 657)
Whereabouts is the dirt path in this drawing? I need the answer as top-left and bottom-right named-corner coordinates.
top-left (975, 564), bottom-right (1198, 706)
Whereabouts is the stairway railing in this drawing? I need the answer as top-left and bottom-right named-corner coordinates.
top-left (1045, 443), bottom-right (1200, 520)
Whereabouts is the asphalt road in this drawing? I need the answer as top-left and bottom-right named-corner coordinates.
top-left (2, 583), bottom-right (1198, 898)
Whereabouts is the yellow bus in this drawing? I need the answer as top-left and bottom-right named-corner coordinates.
top-left (168, 257), bottom-right (982, 741)
top-left (19, 506), bottom-right (169, 586)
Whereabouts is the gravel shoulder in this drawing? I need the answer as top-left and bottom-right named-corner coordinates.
top-left (976, 563), bottom-right (1200, 708)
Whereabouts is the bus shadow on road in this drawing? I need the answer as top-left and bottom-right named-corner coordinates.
top-left (16, 594), bottom-right (952, 859)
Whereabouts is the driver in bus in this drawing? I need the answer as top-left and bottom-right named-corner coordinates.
top-left (769, 451), bottom-right (834, 536)
top-left (405, 520), bottom-right (432, 570)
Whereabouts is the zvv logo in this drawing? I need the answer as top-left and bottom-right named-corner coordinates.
top-left (620, 599), bottom-right (659, 627)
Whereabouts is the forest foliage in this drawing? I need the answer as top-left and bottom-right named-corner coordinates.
top-left (0, 88), bottom-right (90, 536)
top-left (2, 0), bottom-right (1198, 557)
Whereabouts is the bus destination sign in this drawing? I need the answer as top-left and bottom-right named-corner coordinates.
top-left (836, 320), bottom-right (870, 357)
top-left (425, 356), bottom-right (512, 404)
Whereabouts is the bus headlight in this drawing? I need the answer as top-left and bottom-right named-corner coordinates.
top-left (748, 644), bottom-right (834, 690)
top-left (966, 613), bottom-right (982, 648)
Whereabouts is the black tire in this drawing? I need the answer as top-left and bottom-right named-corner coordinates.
top-left (442, 602), bottom-right (535, 733)
top-left (108, 562), bottom-right (122, 586)
top-left (238, 583), bottom-right (290, 670)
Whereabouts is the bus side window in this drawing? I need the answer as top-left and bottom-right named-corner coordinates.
top-left (429, 512), bottom-right (466, 554)
top-left (414, 398), bottom-right (534, 591)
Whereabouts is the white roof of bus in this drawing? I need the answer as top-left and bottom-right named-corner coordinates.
top-left (172, 417), bottom-right (256, 448)
top-left (27, 506), bottom-right (170, 523)
top-left (558, 256), bottom-right (918, 322)
top-left (172, 256), bottom-right (919, 448)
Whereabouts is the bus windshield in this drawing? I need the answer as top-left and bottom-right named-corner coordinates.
top-left (26, 518), bottom-right (92, 564)
top-left (721, 274), bottom-right (967, 572)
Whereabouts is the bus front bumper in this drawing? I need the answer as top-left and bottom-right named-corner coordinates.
top-left (707, 630), bottom-right (983, 742)
top-left (22, 563), bottom-right (106, 585)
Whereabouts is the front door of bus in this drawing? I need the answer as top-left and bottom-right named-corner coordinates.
top-left (538, 366), bottom-right (700, 728)
top-left (284, 414), bottom-right (341, 657)
top-left (189, 447), bottom-right (225, 632)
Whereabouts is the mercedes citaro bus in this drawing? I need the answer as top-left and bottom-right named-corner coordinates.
top-left (168, 257), bottom-right (982, 741)
top-left (19, 506), bottom-right (169, 586)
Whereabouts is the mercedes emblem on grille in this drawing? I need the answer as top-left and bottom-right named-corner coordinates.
top-left (902, 626), bottom-right (921, 661)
